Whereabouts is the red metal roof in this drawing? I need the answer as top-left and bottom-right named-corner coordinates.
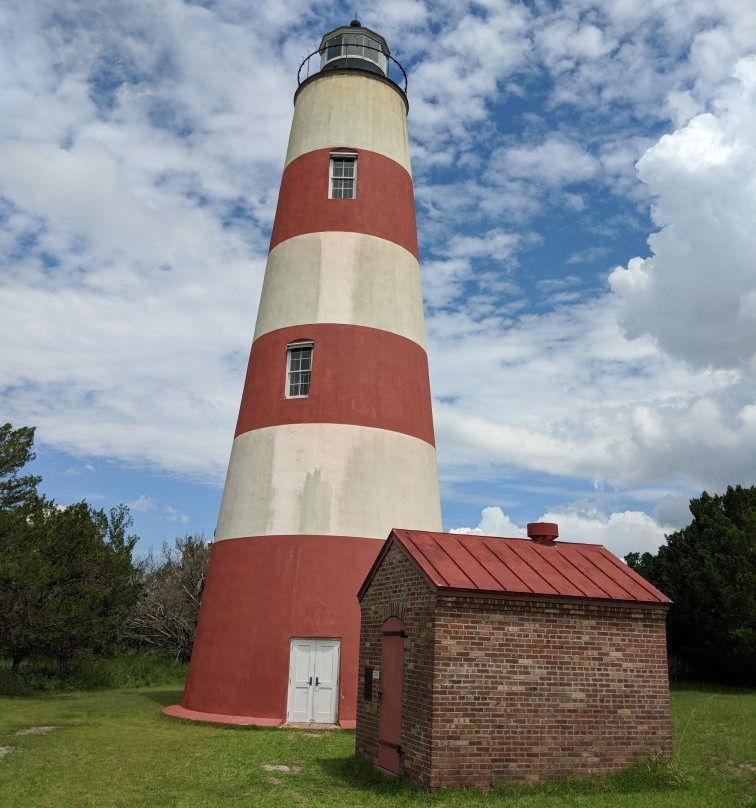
top-left (359, 530), bottom-right (670, 604)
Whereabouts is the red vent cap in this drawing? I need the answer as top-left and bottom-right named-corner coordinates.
top-left (527, 522), bottom-right (559, 545)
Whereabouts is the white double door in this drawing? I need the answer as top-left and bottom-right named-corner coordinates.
top-left (287, 638), bottom-right (340, 724)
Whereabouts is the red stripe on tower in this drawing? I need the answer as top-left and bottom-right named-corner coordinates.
top-left (235, 324), bottom-right (435, 444)
top-left (270, 148), bottom-right (419, 257)
top-left (168, 21), bottom-right (442, 728)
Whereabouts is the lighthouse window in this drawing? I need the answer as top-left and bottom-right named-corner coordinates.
top-left (330, 154), bottom-right (357, 199)
top-left (286, 343), bottom-right (313, 398)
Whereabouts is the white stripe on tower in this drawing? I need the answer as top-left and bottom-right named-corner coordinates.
top-left (217, 68), bottom-right (441, 542)
top-left (176, 25), bottom-right (441, 728)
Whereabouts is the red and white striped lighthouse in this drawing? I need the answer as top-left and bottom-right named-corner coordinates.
top-left (170, 21), bottom-right (441, 727)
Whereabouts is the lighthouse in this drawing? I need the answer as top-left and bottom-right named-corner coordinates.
top-left (169, 21), bottom-right (442, 727)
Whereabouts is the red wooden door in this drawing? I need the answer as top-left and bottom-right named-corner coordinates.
top-left (377, 616), bottom-right (405, 774)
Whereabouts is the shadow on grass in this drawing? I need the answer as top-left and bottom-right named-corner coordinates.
top-left (315, 752), bottom-right (687, 799)
top-left (671, 681), bottom-right (755, 695)
top-left (138, 689), bottom-right (185, 707)
top-left (316, 753), bottom-right (424, 796)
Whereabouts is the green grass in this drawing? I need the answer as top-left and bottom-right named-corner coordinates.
top-left (0, 684), bottom-right (753, 808)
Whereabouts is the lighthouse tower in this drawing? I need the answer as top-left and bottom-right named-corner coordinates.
top-left (171, 22), bottom-right (441, 727)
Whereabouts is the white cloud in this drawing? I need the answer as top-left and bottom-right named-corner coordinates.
top-left (451, 506), bottom-right (527, 538)
top-left (610, 57), bottom-right (756, 369)
top-left (452, 501), bottom-right (672, 558)
top-left (535, 19), bottom-right (613, 72)
top-left (540, 502), bottom-right (671, 557)
top-left (160, 505), bottom-right (190, 524)
top-left (127, 495), bottom-right (157, 512)
top-left (428, 293), bottom-right (755, 494)
top-left (490, 136), bottom-right (600, 188)
top-left (446, 230), bottom-right (522, 262)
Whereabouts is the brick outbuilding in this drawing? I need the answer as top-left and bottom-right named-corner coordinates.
top-left (355, 524), bottom-right (672, 790)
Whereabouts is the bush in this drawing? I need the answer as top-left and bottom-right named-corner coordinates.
top-left (0, 651), bottom-right (187, 695)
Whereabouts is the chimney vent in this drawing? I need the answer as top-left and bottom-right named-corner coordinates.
top-left (527, 522), bottom-right (558, 545)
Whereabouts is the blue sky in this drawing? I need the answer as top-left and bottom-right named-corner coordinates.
top-left (2, 0), bottom-right (755, 558)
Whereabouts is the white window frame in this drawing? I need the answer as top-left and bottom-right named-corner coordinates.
top-left (286, 341), bottom-right (314, 398)
top-left (329, 152), bottom-right (357, 199)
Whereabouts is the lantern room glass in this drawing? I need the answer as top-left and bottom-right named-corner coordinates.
top-left (320, 32), bottom-right (388, 75)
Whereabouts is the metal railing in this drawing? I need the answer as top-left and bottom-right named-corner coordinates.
top-left (297, 44), bottom-right (408, 93)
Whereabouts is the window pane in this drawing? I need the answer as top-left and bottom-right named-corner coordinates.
top-left (363, 35), bottom-right (381, 65)
top-left (332, 158), bottom-right (354, 178)
top-left (345, 32), bottom-right (362, 57)
top-left (325, 35), bottom-right (343, 61)
top-left (287, 346), bottom-right (313, 397)
top-left (332, 177), bottom-right (354, 199)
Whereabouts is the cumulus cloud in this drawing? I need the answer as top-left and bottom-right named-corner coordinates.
top-left (451, 506), bottom-right (527, 538)
top-left (610, 57), bottom-right (756, 370)
top-left (452, 502), bottom-right (672, 559)
top-left (127, 495), bottom-right (157, 512)
top-left (429, 291), bottom-right (755, 494)
top-left (490, 136), bottom-right (600, 188)
top-left (540, 502), bottom-right (672, 558)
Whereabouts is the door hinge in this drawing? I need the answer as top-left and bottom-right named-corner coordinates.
top-left (382, 630), bottom-right (408, 637)
top-left (379, 739), bottom-right (404, 755)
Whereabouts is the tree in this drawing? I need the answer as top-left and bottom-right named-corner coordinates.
top-left (0, 498), bottom-right (141, 669)
top-left (127, 533), bottom-right (211, 661)
top-left (0, 423), bottom-right (141, 669)
top-left (0, 423), bottom-right (41, 509)
top-left (626, 485), bottom-right (756, 684)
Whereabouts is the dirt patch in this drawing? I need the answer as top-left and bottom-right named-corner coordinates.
top-left (0, 746), bottom-right (12, 760)
top-left (713, 760), bottom-right (756, 776)
top-left (15, 726), bottom-right (57, 736)
top-left (264, 762), bottom-right (303, 783)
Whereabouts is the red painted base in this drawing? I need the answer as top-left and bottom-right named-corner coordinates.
top-left (162, 703), bottom-right (357, 729)
top-left (178, 534), bottom-right (382, 725)
top-left (162, 703), bottom-right (283, 726)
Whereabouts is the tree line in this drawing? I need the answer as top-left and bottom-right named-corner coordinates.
top-left (0, 423), bottom-right (209, 671)
top-left (0, 422), bottom-right (753, 684)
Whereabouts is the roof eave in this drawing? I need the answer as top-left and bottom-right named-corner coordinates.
top-left (434, 586), bottom-right (672, 608)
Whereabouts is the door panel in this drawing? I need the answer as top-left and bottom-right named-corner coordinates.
top-left (313, 640), bottom-right (340, 723)
top-left (377, 616), bottom-right (405, 774)
top-left (288, 640), bottom-right (315, 723)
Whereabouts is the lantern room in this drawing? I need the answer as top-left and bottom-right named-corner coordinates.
top-left (319, 20), bottom-right (389, 76)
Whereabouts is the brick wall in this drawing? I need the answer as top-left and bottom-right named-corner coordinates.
top-left (429, 594), bottom-right (672, 789)
top-left (356, 540), bottom-right (672, 791)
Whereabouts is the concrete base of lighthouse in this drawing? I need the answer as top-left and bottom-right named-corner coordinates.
top-left (165, 534), bottom-right (383, 727)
